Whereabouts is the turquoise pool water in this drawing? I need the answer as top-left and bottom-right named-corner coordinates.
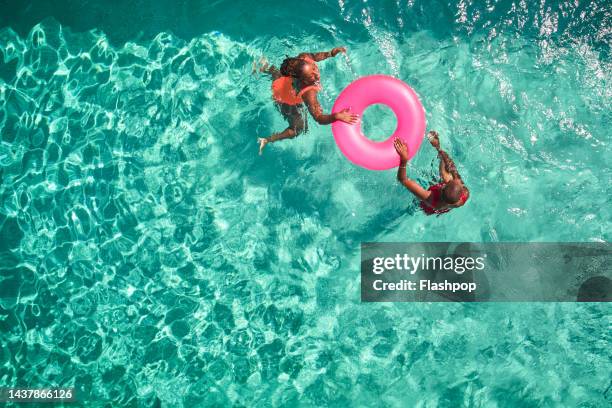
top-left (0, 0), bottom-right (610, 406)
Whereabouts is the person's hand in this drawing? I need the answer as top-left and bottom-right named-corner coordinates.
top-left (335, 108), bottom-right (358, 124)
top-left (427, 130), bottom-right (440, 149)
top-left (331, 47), bottom-right (347, 57)
top-left (252, 57), bottom-right (269, 74)
top-left (394, 138), bottom-right (410, 161)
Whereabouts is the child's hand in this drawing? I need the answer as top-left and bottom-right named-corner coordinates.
top-left (335, 108), bottom-right (358, 124)
top-left (427, 130), bottom-right (440, 149)
top-left (331, 47), bottom-right (347, 57)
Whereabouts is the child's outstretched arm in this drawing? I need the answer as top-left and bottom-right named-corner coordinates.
top-left (254, 57), bottom-right (281, 79)
top-left (428, 131), bottom-right (461, 182)
top-left (298, 47), bottom-right (346, 62)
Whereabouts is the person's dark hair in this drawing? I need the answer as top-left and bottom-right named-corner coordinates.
top-left (442, 181), bottom-right (463, 204)
top-left (280, 56), bottom-right (307, 78)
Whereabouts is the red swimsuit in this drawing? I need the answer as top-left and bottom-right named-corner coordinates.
top-left (420, 183), bottom-right (468, 215)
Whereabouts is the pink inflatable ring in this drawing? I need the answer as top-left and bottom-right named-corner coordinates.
top-left (331, 75), bottom-right (426, 170)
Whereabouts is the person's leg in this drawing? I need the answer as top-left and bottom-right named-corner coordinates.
top-left (258, 104), bottom-right (306, 154)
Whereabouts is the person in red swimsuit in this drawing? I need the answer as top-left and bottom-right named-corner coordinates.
top-left (394, 131), bottom-right (469, 215)
top-left (256, 48), bottom-right (358, 155)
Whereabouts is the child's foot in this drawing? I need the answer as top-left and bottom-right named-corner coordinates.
top-left (258, 138), bottom-right (268, 155)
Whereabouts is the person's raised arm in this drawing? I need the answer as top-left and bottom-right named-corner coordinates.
top-left (302, 89), bottom-right (358, 125)
top-left (428, 131), bottom-right (453, 182)
top-left (438, 149), bottom-right (461, 181)
top-left (428, 131), bottom-right (462, 182)
top-left (438, 159), bottom-right (453, 183)
top-left (394, 139), bottom-right (431, 201)
top-left (298, 47), bottom-right (346, 62)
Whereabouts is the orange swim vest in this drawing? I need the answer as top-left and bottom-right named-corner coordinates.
top-left (272, 77), bottom-right (320, 105)
top-left (271, 55), bottom-right (321, 105)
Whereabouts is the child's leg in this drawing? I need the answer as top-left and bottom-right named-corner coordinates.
top-left (258, 104), bottom-right (306, 154)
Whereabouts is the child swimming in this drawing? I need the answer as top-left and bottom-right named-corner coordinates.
top-left (394, 131), bottom-right (469, 215)
top-left (256, 48), bottom-right (358, 155)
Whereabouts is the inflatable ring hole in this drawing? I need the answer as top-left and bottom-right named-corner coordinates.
top-left (360, 103), bottom-right (398, 142)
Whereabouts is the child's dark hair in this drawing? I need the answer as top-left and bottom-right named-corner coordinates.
top-left (280, 56), bottom-right (306, 78)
